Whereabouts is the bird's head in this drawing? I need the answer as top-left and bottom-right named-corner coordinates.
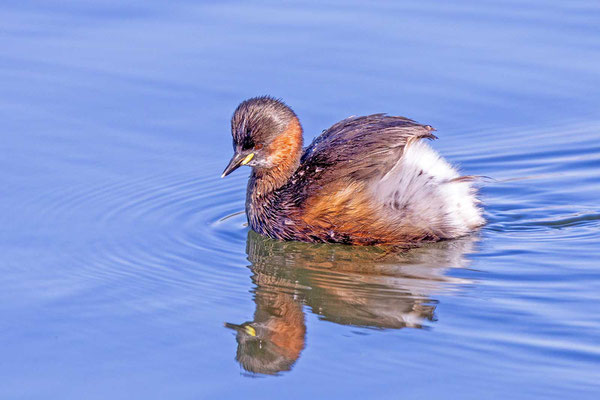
top-left (222, 96), bottom-right (303, 178)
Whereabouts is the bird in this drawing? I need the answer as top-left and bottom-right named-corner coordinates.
top-left (221, 96), bottom-right (484, 246)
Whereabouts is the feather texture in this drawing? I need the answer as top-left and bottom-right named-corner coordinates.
top-left (246, 114), bottom-right (483, 245)
top-left (227, 97), bottom-right (484, 245)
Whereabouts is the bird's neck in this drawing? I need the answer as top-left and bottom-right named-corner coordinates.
top-left (250, 118), bottom-right (303, 196)
top-left (246, 118), bottom-right (303, 230)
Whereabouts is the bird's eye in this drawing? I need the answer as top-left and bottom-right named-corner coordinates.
top-left (255, 144), bottom-right (264, 150)
top-left (241, 137), bottom-right (255, 151)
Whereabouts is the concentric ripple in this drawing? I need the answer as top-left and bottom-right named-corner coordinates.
top-left (15, 165), bottom-right (255, 305)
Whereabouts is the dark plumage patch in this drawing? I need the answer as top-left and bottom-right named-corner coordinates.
top-left (297, 114), bottom-right (437, 186)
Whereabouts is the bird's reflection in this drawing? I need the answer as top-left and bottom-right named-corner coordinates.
top-left (226, 231), bottom-right (478, 375)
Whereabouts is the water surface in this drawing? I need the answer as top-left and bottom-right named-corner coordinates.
top-left (1, 1), bottom-right (599, 399)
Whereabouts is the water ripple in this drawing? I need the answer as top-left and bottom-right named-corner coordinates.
top-left (21, 167), bottom-right (252, 299)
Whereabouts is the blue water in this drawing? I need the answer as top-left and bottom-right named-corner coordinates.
top-left (1, 1), bottom-right (599, 398)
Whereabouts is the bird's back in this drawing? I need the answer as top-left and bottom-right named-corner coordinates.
top-left (259, 114), bottom-right (483, 245)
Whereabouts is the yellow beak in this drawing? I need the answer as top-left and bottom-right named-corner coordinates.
top-left (241, 153), bottom-right (255, 165)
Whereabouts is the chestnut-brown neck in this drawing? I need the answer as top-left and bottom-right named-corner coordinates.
top-left (249, 117), bottom-right (303, 198)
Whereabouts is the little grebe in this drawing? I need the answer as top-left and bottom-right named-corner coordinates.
top-left (222, 96), bottom-right (484, 245)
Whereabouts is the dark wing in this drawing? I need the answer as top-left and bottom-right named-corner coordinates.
top-left (296, 114), bottom-right (436, 184)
